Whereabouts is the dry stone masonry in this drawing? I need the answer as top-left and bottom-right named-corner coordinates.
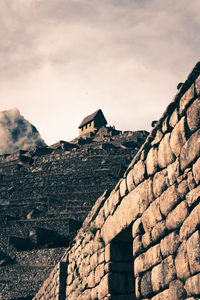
top-left (34, 62), bottom-right (200, 300)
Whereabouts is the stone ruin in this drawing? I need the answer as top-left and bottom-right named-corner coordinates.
top-left (33, 62), bottom-right (200, 299)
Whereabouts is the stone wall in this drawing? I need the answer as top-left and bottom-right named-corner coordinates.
top-left (34, 62), bottom-right (200, 299)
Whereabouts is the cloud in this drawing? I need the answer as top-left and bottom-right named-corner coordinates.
top-left (0, 108), bottom-right (46, 154)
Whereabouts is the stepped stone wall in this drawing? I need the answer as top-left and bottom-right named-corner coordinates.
top-left (35, 62), bottom-right (200, 299)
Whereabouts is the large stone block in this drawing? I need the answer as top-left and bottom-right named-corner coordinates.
top-left (193, 157), bottom-right (200, 184)
top-left (187, 230), bottom-right (200, 275)
top-left (166, 200), bottom-right (189, 231)
top-left (133, 235), bottom-right (143, 257)
top-left (160, 231), bottom-right (180, 258)
top-left (151, 256), bottom-right (176, 292)
top-left (175, 241), bottom-right (191, 280)
top-left (186, 185), bottom-right (200, 207)
top-left (140, 271), bottom-right (153, 297)
top-left (159, 184), bottom-right (179, 216)
top-left (134, 244), bottom-right (162, 277)
top-left (95, 263), bottom-right (105, 285)
top-left (132, 217), bottom-right (143, 239)
top-left (158, 133), bottom-right (175, 169)
top-left (146, 147), bottom-right (158, 176)
top-left (120, 178), bottom-right (128, 198)
top-left (187, 170), bottom-right (196, 191)
top-left (169, 108), bottom-right (179, 128)
top-left (126, 168), bottom-right (135, 192)
top-left (179, 83), bottom-right (195, 115)
top-left (142, 198), bottom-right (162, 232)
top-left (187, 98), bottom-right (200, 133)
top-left (167, 159), bottom-right (180, 186)
top-left (180, 129), bottom-right (200, 171)
top-left (177, 179), bottom-right (189, 199)
top-left (169, 280), bottom-right (186, 300)
top-left (195, 74), bottom-right (200, 96)
top-left (170, 117), bottom-right (187, 157)
top-left (184, 273), bottom-right (200, 296)
top-left (151, 129), bottom-right (163, 146)
top-left (142, 231), bottom-right (152, 249)
top-left (153, 169), bottom-right (168, 198)
top-left (151, 220), bottom-right (167, 243)
top-left (133, 160), bottom-right (146, 186)
top-left (151, 288), bottom-right (170, 300)
top-left (180, 203), bottom-right (200, 241)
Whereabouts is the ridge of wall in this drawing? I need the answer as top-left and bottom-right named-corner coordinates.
top-left (34, 62), bottom-right (200, 299)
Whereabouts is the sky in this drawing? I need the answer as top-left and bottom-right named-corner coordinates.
top-left (0, 0), bottom-right (200, 146)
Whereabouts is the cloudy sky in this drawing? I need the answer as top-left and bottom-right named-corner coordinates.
top-left (0, 0), bottom-right (200, 145)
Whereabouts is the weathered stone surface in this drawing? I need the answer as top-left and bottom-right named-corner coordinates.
top-left (186, 185), bottom-right (200, 207)
top-left (180, 129), bottom-right (200, 171)
top-left (180, 203), bottom-right (200, 240)
top-left (187, 230), bottom-right (200, 275)
top-left (133, 160), bottom-right (146, 186)
top-left (170, 117), bottom-right (187, 157)
top-left (160, 231), bottom-right (180, 258)
top-left (107, 190), bottom-right (121, 215)
top-left (120, 178), bottom-right (128, 198)
top-left (167, 159), bottom-right (180, 186)
top-left (134, 244), bottom-right (162, 277)
top-left (158, 133), bottom-right (175, 169)
top-left (166, 200), bottom-right (188, 231)
top-left (151, 220), bottom-right (167, 243)
top-left (142, 231), bottom-right (152, 249)
top-left (133, 235), bottom-right (143, 257)
top-left (153, 169), bottom-right (168, 198)
top-left (151, 288), bottom-right (170, 300)
top-left (177, 179), bottom-right (189, 199)
top-left (159, 184), bottom-right (179, 216)
top-left (146, 147), bottom-right (158, 176)
top-left (135, 276), bottom-right (141, 299)
top-left (193, 157), bottom-right (200, 184)
top-left (140, 271), bottom-right (152, 297)
top-left (132, 217), bottom-right (143, 239)
top-left (95, 263), bottom-right (105, 284)
top-left (169, 108), bottom-right (179, 128)
top-left (179, 83), bottom-right (195, 115)
top-left (195, 74), bottom-right (200, 96)
top-left (187, 171), bottom-right (196, 191)
top-left (184, 273), bottom-right (200, 296)
top-left (142, 198), bottom-right (162, 232)
top-left (151, 129), bottom-right (163, 146)
top-left (187, 99), bottom-right (200, 133)
top-left (169, 280), bottom-right (186, 300)
top-left (151, 256), bottom-right (176, 292)
top-left (175, 241), bottom-right (191, 280)
top-left (126, 168), bottom-right (135, 192)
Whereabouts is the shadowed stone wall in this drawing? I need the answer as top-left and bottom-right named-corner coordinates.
top-left (34, 62), bottom-right (200, 299)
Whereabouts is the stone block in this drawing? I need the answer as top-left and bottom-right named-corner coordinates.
top-left (95, 263), bottom-right (105, 284)
top-left (177, 179), bottom-right (189, 199)
top-left (160, 231), bottom-right (180, 258)
top-left (88, 270), bottom-right (95, 288)
top-left (186, 185), bottom-right (200, 207)
top-left (193, 157), bottom-right (200, 184)
top-left (90, 287), bottom-right (98, 299)
top-left (187, 171), bottom-right (196, 190)
top-left (158, 133), bottom-right (175, 169)
top-left (146, 147), bottom-right (158, 176)
top-left (169, 280), bottom-right (186, 300)
top-left (151, 288), bottom-right (170, 300)
top-left (134, 244), bottom-right (162, 277)
top-left (151, 220), bottom-right (167, 243)
top-left (151, 256), bottom-right (176, 292)
top-left (97, 274), bottom-right (109, 299)
top-left (142, 198), bottom-right (162, 232)
top-left (187, 230), bottom-right (200, 275)
top-left (126, 168), bottom-right (135, 192)
top-left (187, 98), bottom-right (200, 133)
top-left (120, 178), bottom-right (128, 198)
top-left (166, 200), bottom-right (188, 231)
top-left (170, 117), bottom-right (187, 157)
top-left (167, 159), bottom-right (180, 185)
top-left (179, 83), bottom-right (195, 115)
top-left (90, 252), bottom-right (98, 270)
top-left (140, 271), bottom-right (153, 297)
top-left (133, 235), bottom-right (143, 257)
top-left (153, 169), bottom-right (168, 198)
top-left (159, 184), bottom-right (179, 216)
top-left (180, 203), bottom-right (200, 240)
top-left (175, 241), bottom-right (191, 280)
top-left (132, 217), bottom-right (144, 239)
top-left (142, 231), bottom-right (152, 249)
top-left (151, 129), bottom-right (163, 146)
top-left (180, 129), bottom-right (200, 171)
top-left (135, 276), bottom-right (141, 299)
top-left (162, 116), bottom-right (170, 133)
top-left (169, 108), bottom-right (179, 128)
top-left (195, 74), bottom-right (200, 95)
top-left (133, 160), bottom-right (146, 186)
top-left (184, 273), bottom-right (200, 296)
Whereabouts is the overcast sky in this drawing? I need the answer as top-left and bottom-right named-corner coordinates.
top-left (0, 0), bottom-right (200, 145)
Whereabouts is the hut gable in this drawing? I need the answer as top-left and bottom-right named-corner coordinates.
top-left (79, 109), bottom-right (107, 136)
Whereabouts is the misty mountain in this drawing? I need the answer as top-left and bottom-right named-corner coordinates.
top-left (0, 108), bottom-right (46, 155)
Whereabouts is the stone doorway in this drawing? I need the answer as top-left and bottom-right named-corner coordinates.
top-left (105, 225), bottom-right (136, 299)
